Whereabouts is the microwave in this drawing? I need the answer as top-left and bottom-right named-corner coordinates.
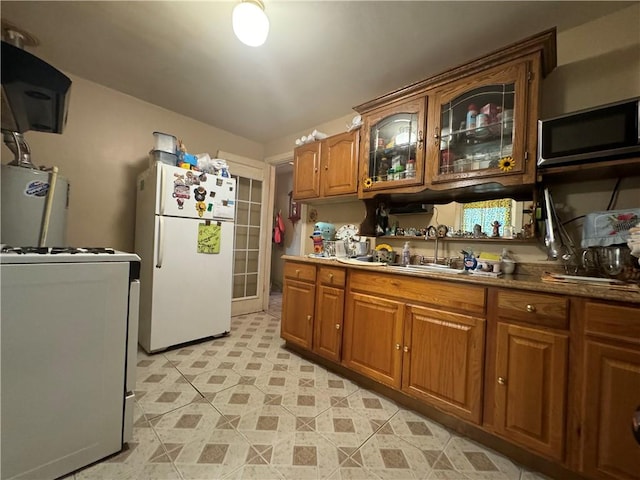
top-left (537, 97), bottom-right (640, 167)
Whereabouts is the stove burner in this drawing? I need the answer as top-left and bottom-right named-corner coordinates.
top-left (51, 247), bottom-right (116, 255)
top-left (1, 246), bottom-right (116, 255)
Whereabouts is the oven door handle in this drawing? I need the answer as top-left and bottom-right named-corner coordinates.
top-left (156, 216), bottom-right (164, 268)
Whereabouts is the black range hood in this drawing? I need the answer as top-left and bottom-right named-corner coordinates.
top-left (1, 40), bottom-right (71, 134)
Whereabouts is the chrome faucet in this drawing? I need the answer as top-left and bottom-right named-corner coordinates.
top-left (434, 235), bottom-right (439, 264)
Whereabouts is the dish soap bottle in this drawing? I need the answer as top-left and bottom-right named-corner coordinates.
top-left (402, 241), bottom-right (411, 266)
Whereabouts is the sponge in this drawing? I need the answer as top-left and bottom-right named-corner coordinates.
top-left (478, 252), bottom-right (501, 261)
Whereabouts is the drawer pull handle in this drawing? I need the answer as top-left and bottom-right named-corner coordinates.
top-left (526, 304), bottom-right (536, 313)
top-left (498, 376), bottom-right (507, 385)
top-left (307, 315), bottom-right (312, 322)
top-left (395, 343), bottom-right (401, 350)
top-left (403, 346), bottom-right (409, 353)
top-left (335, 323), bottom-right (340, 330)
top-left (329, 273), bottom-right (334, 280)
top-left (296, 269), bottom-right (300, 277)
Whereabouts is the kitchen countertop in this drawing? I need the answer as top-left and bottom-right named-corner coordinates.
top-left (282, 255), bottom-right (640, 304)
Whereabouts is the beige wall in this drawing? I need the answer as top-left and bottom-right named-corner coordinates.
top-left (1, 74), bottom-right (263, 252)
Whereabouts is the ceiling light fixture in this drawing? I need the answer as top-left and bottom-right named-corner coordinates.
top-left (232, 0), bottom-right (269, 47)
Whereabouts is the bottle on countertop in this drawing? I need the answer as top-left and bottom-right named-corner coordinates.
top-left (402, 241), bottom-right (411, 266)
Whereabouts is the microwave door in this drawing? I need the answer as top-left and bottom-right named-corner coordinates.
top-left (538, 97), bottom-right (640, 167)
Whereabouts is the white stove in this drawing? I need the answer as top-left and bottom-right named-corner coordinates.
top-left (1, 245), bottom-right (141, 479)
top-left (0, 245), bottom-right (139, 264)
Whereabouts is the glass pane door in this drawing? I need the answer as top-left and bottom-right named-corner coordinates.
top-left (439, 83), bottom-right (516, 175)
top-left (233, 176), bottom-right (262, 299)
top-left (368, 112), bottom-right (419, 185)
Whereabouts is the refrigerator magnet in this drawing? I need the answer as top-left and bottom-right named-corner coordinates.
top-left (196, 202), bottom-right (206, 217)
top-left (194, 187), bottom-right (207, 201)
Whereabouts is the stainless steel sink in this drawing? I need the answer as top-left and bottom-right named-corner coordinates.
top-left (387, 264), bottom-right (465, 274)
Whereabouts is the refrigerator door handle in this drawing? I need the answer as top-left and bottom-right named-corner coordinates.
top-left (156, 216), bottom-right (164, 268)
top-left (159, 164), bottom-right (166, 215)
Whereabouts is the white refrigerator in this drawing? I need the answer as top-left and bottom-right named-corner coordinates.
top-left (135, 162), bottom-right (236, 353)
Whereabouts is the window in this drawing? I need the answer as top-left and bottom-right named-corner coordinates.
top-left (462, 199), bottom-right (513, 235)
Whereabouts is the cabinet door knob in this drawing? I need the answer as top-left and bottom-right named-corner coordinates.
top-left (403, 346), bottom-right (409, 353)
top-left (395, 343), bottom-right (401, 350)
top-left (433, 126), bottom-right (440, 144)
top-left (526, 304), bottom-right (536, 313)
top-left (418, 130), bottom-right (424, 150)
top-left (307, 315), bottom-right (312, 321)
top-left (497, 377), bottom-right (507, 385)
top-left (335, 323), bottom-right (341, 330)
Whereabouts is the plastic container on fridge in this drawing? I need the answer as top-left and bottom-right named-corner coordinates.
top-left (153, 131), bottom-right (177, 153)
top-left (149, 150), bottom-right (177, 166)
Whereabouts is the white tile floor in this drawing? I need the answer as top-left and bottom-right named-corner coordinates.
top-left (66, 293), bottom-right (551, 479)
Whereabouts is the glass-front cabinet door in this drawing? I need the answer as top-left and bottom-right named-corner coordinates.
top-left (428, 62), bottom-right (528, 184)
top-left (359, 97), bottom-right (426, 196)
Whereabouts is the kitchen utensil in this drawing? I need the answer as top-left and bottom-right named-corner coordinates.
top-left (543, 188), bottom-right (560, 260)
top-left (595, 245), bottom-right (633, 277)
top-left (315, 222), bottom-right (336, 241)
top-left (352, 239), bottom-right (370, 257)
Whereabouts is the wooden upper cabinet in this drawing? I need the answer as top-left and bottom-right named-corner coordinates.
top-left (494, 322), bottom-right (568, 461)
top-left (293, 130), bottom-right (360, 201)
top-left (402, 305), bottom-right (486, 424)
top-left (321, 130), bottom-right (359, 197)
top-left (427, 59), bottom-right (538, 189)
top-left (353, 28), bottom-right (555, 197)
top-left (293, 141), bottom-right (321, 200)
top-left (358, 96), bottom-right (427, 198)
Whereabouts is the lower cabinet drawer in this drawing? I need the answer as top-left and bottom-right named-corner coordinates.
top-left (349, 270), bottom-right (486, 315)
top-left (583, 300), bottom-right (640, 345)
top-left (318, 266), bottom-right (346, 288)
top-left (494, 289), bottom-right (568, 329)
top-left (284, 262), bottom-right (316, 282)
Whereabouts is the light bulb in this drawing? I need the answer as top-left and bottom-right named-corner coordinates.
top-left (232, 1), bottom-right (269, 47)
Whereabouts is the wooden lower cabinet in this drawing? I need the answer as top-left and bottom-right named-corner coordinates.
top-left (342, 292), bottom-right (404, 388)
top-left (580, 301), bottom-right (640, 480)
top-left (582, 341), bottom-right (640, 480)
top-left (281, 262), bottom-right (640, 480)
top-left (313, 267), bottom-right (346, 362)
top-left (281, 263), bottom-right (316, 349)
top-left (494, 322), bottom-right (568, 461)
top-left (402, 305), bottom-right (485, 423)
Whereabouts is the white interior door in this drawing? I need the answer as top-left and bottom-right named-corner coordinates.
top-left (217, 151), bottom-right (274, 316)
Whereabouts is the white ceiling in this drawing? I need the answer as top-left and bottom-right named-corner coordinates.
top-left (1, 1), bottom-right (634, 144)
